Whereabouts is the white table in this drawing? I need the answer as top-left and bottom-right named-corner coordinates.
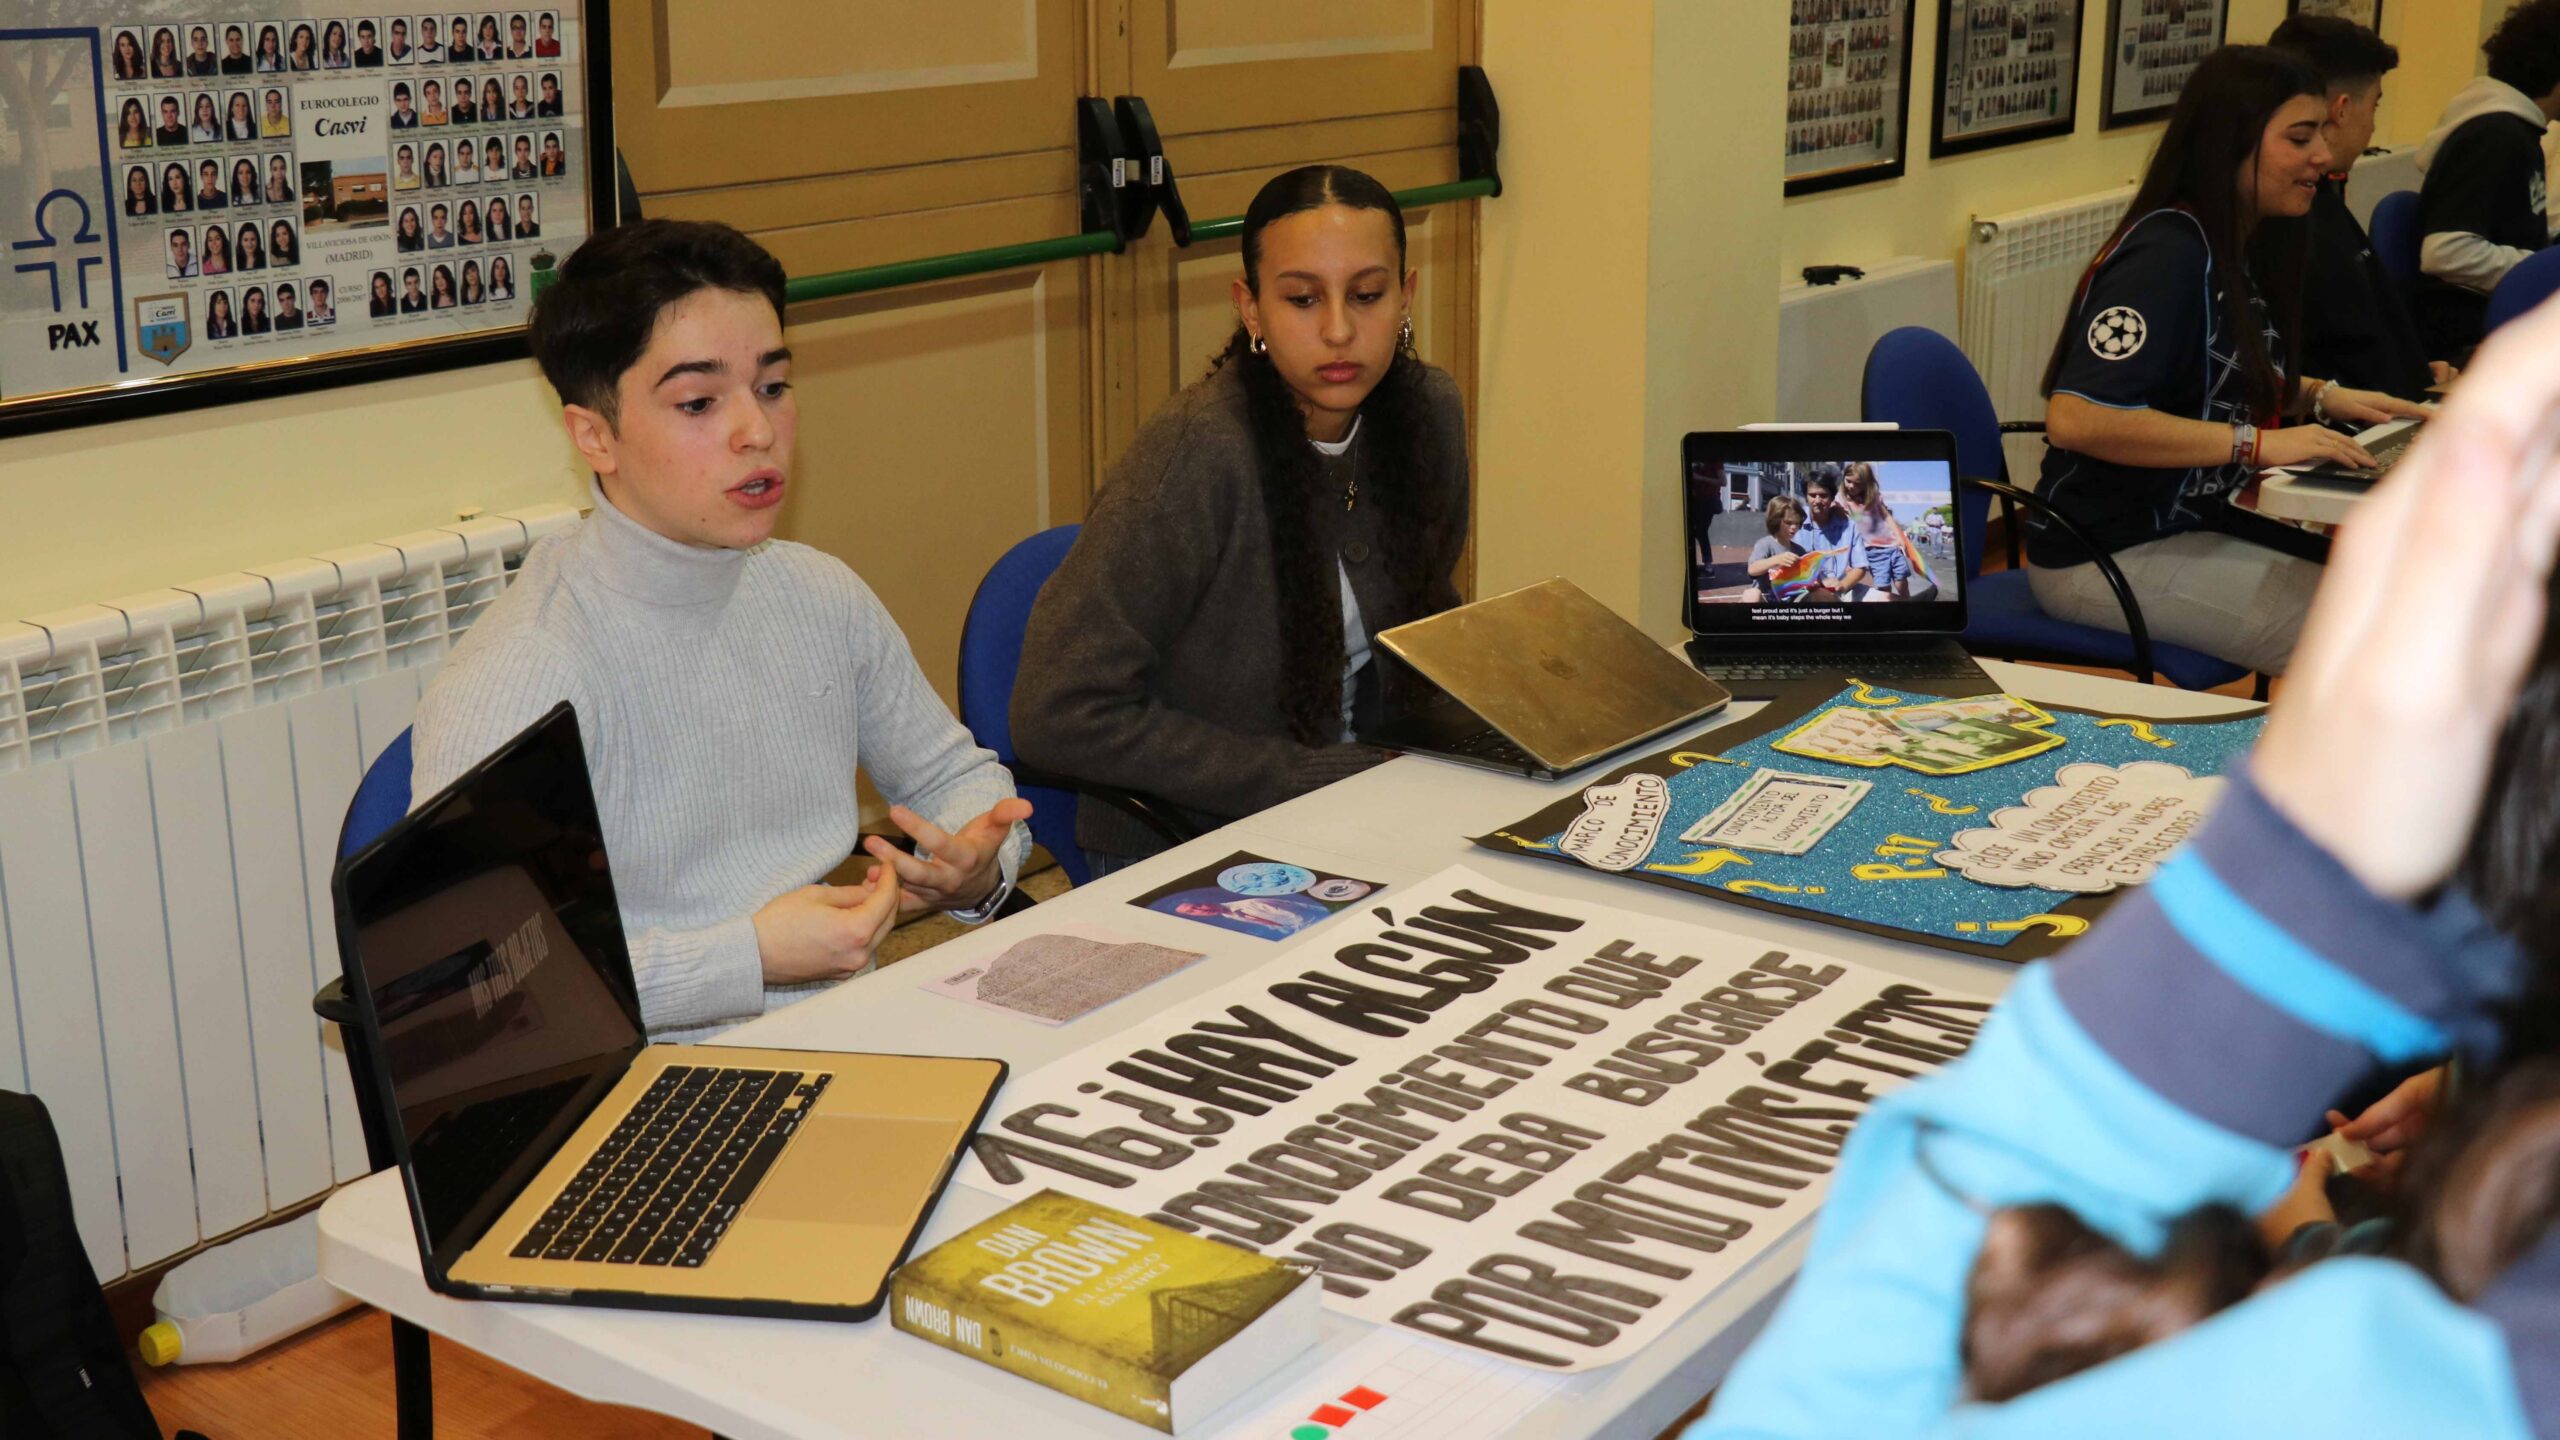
top-left (2254, 469), bottom-right (2365, 525)
top-left (317, 660), bottom-right (2256, 1440)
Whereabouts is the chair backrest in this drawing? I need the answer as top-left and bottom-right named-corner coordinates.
top-left (338, 727), bottom-right (413, 860)
top-left (1860, 325), bottom-right (2001, 584)
top-left (2367, 189), bottom-right (2421, 295)
top-left (957, 525), bottom-right (1087, 884)
top-left (2487, 244), bottom-right (2560, 336)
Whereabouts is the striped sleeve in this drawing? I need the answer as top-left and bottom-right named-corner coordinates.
top-left (2049, 771), bottom-right (2520, 1147)
top-left (1694, 772), bottom-right (2534, 1439)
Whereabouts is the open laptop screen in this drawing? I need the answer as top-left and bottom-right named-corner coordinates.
top-left (334, 702), bottom-right (645, 1263)
top-left (1682, 429), bottom-right (1968, 637)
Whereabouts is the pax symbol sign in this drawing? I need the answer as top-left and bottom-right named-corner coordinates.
top-left (136, 294), bottom-right (191, 366)
top-left (11, 188), bottom-right (105, 311)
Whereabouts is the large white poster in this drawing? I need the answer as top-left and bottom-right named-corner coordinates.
top-left (960, 867), bottom-right (2000, 1372)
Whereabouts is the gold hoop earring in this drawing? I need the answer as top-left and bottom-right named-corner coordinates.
top-left (1249, 332), bottom-right (1268, 356)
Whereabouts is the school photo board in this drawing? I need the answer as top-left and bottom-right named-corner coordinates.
top-left (0, 2), bottom-right (612, 437)
top-left (1475, 678), bottom-right (2266, 962)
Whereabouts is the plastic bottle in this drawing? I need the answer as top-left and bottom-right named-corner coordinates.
top-left (137, 1211), bottom-right (358, 1366)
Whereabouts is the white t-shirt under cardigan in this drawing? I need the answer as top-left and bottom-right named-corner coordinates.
top-left (411, 482), bottom-right (1028, 1043)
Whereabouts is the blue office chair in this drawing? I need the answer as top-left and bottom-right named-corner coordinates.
top-left (958, 525), bottom-right (1196, 886)
top-left (2368, 189), bottom-right (2421, 300)
top-left (310, 726), bottom-right (434, 1438)
top-left (338, 727), bottom-right (414, 859)
top-left (1860, 326), bottom-right (2255, 693)
top-left (2487, 244), bottom-right (2560, 335)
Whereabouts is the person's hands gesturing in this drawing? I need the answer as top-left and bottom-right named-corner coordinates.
top-left (753, 867), bottom-right (903, 986)
top-left (862, 799), bottom-right (1032, 918)
top-left (2254, 301), bottom-right (2560, 898)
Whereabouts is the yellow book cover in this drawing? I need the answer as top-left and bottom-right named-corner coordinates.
top-left (889, 1189), bottom-right (1318, 1432)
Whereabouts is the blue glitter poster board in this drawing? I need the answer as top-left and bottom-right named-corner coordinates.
top-left (1472, 680), bottom-right (2264, 962)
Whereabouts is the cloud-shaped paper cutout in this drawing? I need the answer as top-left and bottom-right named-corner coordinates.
top-left (1935, 761), bottom-right (2223, 893)
top-left (1560, 773), bottom-right (1671, 872)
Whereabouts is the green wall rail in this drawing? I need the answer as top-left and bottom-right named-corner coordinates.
top-left (784, 230), bottom-right (1123, 305)
top-left (781, 176), bottom-right (1501, 306)
top-left (1182, 177), bottom-right (1499, 246)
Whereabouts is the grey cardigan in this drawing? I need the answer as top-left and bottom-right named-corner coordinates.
top-left (1012, 359), bottom-right (1470, 860)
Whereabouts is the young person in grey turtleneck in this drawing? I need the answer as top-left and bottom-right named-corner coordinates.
top-left (412, 220), bottom-right (1029, 1043)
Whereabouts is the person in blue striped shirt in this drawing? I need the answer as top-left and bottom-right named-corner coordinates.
top-left (1692, 292), bottom-right (2560, 1438)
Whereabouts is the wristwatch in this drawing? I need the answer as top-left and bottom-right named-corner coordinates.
top-left (948, 868), bottom-right (1016, 925)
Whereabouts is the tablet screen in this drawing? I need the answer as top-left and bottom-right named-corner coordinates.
top-left (1683, 431), bottom-right (1967, 636)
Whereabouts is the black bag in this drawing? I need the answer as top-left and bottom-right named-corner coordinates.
top-left (0, 1090), bottom-right (162, 1439)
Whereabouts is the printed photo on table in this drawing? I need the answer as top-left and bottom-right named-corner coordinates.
top-left (1129, 851), bottom-right (1386, 941)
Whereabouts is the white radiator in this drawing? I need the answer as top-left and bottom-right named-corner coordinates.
top-left (1962, 185), bottom-right (2135, 482)
top-left (1777, 256), bottom-right (1960, 424)
top-left (0, 503), bottom-right (578, 1283)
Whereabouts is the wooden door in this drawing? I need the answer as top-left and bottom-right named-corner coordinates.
top-left (611, 0), bottom-right (1485, 721)
top-left (614, 2), bottom-right (1096, 712)
top-left (1106, 0), bottom-right (1481, 587)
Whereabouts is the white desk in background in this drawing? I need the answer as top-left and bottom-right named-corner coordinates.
top-left (317, 660), bottom-right (2257, 1440)
top-left (2254, 469), bottom-right (2366, 526)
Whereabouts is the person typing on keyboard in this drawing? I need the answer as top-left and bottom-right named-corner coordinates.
top-left (2032, 46), bottom-right (2430, 677)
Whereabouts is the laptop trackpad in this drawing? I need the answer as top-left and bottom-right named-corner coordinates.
top-left (747, 1115), bottom-right (961, 1224)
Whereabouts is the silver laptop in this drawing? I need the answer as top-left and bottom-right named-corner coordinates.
top-left (332, 702), bottom-right (1005, 1321)
top-left (1359, 577), bottom-right (1730, 780)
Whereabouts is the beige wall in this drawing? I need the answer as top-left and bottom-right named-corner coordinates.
top-left (1476, 1), bottom-right (1783, 642)
top-left (0, 364), bottom-right (585, 622)
top-left (1780, 0), bottom-right (2491, 278)
top-left (1475, 5), bottom-right (1655, 631)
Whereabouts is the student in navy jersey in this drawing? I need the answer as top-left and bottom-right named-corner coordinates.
top-left (2413, 0), bottom-right (2560, 362)
top-left (2032, 45), bottom-right (2428, 677)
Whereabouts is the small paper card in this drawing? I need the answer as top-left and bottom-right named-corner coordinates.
top-left (1886, 716), bottom-right (2065, 776)
top-left (1773, 706), bottom-right (1908, 765)
top-left (1679, 768), bottom-right (1871, 854)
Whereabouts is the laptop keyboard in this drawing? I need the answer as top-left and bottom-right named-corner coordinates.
top-left (511, 1064), bottom-right (830, 1268)
top-left (2301, 422), bottom-right (2420, 482)
top-left (1700, 652), bottom-right (1986, 685)
top-left (1443, 728), bottom-right (1534, 767)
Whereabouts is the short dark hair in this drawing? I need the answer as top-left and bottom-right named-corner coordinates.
top-left (526, 218), bottom-right (787, 422)
top-left (2267, 13), bottom-right (2398, 91)
top-left (2487, 0), bottom-right (2560, 99)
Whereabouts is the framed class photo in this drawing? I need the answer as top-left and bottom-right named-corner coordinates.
top-left (0, 4), bottom-right (611, 438)
top-left (2287, 0), bottom-right (2380, 28)
top-left (1933, 0), bottom-right (2084, 157)
top-left (2102, 0), bottom-right (2226, 129)
top-left (1786, 0), bottom-right (1919, 196)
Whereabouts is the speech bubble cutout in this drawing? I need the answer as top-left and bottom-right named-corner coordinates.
top-left (1558, 773), bottom-right (1672, 872)
top-left (1934, 760), bottom-right (2223, 893)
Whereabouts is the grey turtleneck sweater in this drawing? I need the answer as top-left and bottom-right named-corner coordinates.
top-left (411, 483), bottom-right (1027, 1043)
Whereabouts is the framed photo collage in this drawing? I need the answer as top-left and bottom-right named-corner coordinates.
top-left (0, 2), bottom-right (614, 435)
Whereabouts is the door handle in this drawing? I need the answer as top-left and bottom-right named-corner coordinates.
top-left (1113, 95), bottom-right (1190, 246)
